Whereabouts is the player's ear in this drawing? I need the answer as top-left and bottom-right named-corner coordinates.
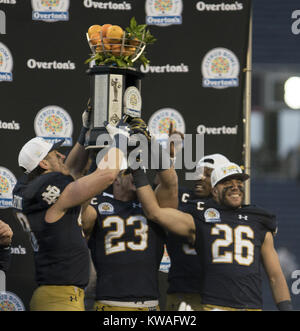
top-left (211, 187), bottom-right (218, 199)
top-left (39, 159), bottom-right (50, 171)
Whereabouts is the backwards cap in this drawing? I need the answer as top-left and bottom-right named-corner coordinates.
top-left (18, 137), bottom-right (64, 174)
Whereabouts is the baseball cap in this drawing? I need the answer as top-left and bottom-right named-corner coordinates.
top-left (211, 162), bottom-right (250, 188)
top-left (18, 137), bottom-right (65, 174)
top-left (196, 153), bottom-right (229, 170)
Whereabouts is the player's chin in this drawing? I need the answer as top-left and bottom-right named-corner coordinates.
top-left (225, 194), bottom-right (243, 208)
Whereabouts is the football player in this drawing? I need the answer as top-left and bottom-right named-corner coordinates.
top-left (133, 162), bottom-right (293, 311)
top-left (165, 153), bottom-right (229, 311)
top-left (81, 118), bottom-right (178, 311)
top-left (0, 220), bottom-right (13, 272)
top-left (12, 114), bottom-right (129, 311)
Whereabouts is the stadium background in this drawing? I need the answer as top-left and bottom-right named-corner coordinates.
top-left (0, 0), bottom-right (299, 311)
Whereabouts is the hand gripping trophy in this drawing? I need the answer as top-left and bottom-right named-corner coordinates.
top-left (85, 18), bottom-right (156, 148)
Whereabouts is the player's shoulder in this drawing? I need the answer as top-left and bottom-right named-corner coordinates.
top-left (241, 204), bottom-right (277, 233)
top-left (14, 172), bottom-right (73, 213)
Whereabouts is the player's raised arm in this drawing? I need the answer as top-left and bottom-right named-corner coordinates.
top-left (45, 125), bottom-right (129, 223)
top-left (128, 117), bottom-right (179, 209)
top-left (65, 100), bottom-right (92, 179)
top-left (133, 169), bottom-right (195, 242)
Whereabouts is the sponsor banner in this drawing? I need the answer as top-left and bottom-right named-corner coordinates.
top-left (195, 1), bottom-right (244, 12)
top-left (0, 167), bottom-right (16, 209)
top-left (0, 42), bottom-right (13, 82)
top-left (145, 0), bottom-right (183, 26)
top-left (201, 48), bottom-right (240, 89)
top-left (31, 0), bottom-right (70, 22)
top-left (82, 0), bottom-right (132, 10)
top-left (148, 108), bottom-right (185, 147)
top-left (0, 291), bottom-right (25, 311)
top-left (34, 105), bottom-right (73, 146)
top-left (27, 58), bottom-right (76, 70)
top-left (140, 63), bottom-right (189, 74)
top-left (0, 120), bottom-right (20, 130)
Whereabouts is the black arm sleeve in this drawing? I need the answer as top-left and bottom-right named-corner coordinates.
top-left (0, 246), bottom-right (11, 272)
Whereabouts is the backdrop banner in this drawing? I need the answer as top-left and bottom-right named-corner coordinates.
top-left (0, 0), bottom-right (251, 310)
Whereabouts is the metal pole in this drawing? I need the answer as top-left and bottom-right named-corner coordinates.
top-left (244, 9), bottom-right (253, 204)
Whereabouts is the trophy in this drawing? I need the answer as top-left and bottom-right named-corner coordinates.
top-left (85, 18), bottom-right (156, 148)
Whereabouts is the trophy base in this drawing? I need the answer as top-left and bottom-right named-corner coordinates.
top-left (85, 127), bottom-right (111, 150)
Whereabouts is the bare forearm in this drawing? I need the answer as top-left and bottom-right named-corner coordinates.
top-left (269, 273), bottom-right (291, 304)
top-left (65, 143), bottom-right (90, 179)
top-left (137, 185), bottom-right (195, 239)
top-left (155, 168), bottom-right (178, 208)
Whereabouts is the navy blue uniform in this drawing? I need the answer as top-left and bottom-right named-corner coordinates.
top-left (166, 188), bottom-right (205, 294)
top-left (0, 246), bottom-right (11, 272)
top-left (89, 194), bottom-right (165, 302)
top-left (13, 172), bottom-right (90, 289)
top-left (193, 199), bottom-right (277, 309)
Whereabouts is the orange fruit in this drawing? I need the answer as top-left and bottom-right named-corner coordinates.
top-left (89, 32), bottom-right (101, 45)
top-left (111, 44), bottom-right (122, 56)
top-left (123, 46), bottom-right (136, 56)
top-left (102, 38), bottom-right (111, 50)
top-left (129, 37), bottom-right (140, 47)
top-left (88, 25), bottom-right (102, 38)
top-left (102, 24), bottom-right (112, 38)
top-left (107, 25), bottom-right (124, 44)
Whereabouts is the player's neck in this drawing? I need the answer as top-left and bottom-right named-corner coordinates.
top-left (113, 189), bottom-right (137, 202)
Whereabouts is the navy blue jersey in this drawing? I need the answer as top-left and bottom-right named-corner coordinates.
top-left (192, 199), bottom-right (277, 309)
top-left (13, 172), bottom-right (90, 289)
top-left (89, 194), bottom-right (165, 302)
top-left (0, 246), bottom-right (11, 272)
top-left (166, 187), bottom-right (205, 294)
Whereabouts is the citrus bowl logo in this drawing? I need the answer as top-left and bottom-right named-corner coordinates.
top-left (31, 0), bottom-right (70, 22)
top-left (34, 105), bottom-right (73, 146)
top-left (201, 48), bottom-right (240, 89)
top-left (148, 108), bottom-right (185, 147)
top-left (0, 291), bottom-right (25, 311)
top-left (0, 167), bottom-right (16, 209)
top-left (146, 0), bottom-right (183, 26)
top-left (0, 42), bottom-right (13, 82)
top-left (204, 208), bottom-right (221, 223)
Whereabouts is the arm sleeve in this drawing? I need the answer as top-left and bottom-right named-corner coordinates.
top-left (0, 246), bottom-right (11, 272)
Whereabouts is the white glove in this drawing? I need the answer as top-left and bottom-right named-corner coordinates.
top-left (178, 302), bottom-right (194, 311)
top-left (82, 99), bottom-right (92, 129)
top-left (105, 121), bottom-right (130, 139)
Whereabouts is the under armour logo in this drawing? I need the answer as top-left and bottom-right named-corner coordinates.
top-left (238, 214), bottom-right (248, 221)
top-left (42, 185), bottom-right (61, 205)
top-left (133, 202), bottom-right (141, 208)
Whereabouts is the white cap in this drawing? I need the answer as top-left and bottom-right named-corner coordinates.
top-left (196, 153), bottom-right (229, 170)
top-left (18, 137), bottom-right (64, 174)
top-left (211, 162), bottom-right (249, 188)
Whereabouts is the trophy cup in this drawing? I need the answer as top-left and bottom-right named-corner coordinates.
top-left (85, 19), bottom-right (155, 148)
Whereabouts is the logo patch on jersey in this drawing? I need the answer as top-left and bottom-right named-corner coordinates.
top-left (41, 185), bottom-right (61, 205)
top-left (204, 208), bottom-right (221, 223)
top-left (238, 214), bottom-right (248, 221)
top-left (98, 202), bottom-right (114, 215)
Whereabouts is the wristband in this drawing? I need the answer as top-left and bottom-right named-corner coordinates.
top-left (77, 127), bottom-right (89, 146)
top-left (132, 168), bottom-right (149, 189)
top-left (276, 300), bottom-right (293, 311)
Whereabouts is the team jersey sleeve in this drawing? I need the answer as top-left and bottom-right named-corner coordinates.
top-left (0, 246), bottom-right (11, 272)
top-left (22, 172), bottom-right (74, 212)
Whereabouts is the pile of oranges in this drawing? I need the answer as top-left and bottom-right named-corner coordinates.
top-left (87, 24), bottom-right (140, 57)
